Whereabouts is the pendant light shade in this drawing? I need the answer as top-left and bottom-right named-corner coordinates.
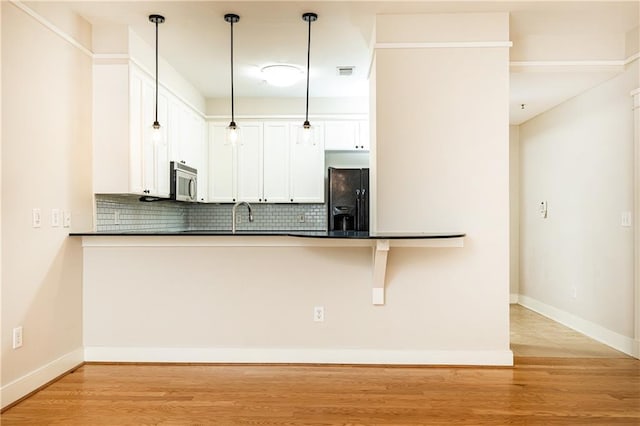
top-left (149, 14), bottom-right (165, 144)
top-left (224, 13), bottom-right (240, 144)
top-left (301, 12), bottom-right (318, 144)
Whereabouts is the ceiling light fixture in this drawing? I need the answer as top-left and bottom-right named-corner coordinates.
top-left (149, 14), bottom-right (165, 144)
top-left (224, 13), bottom-right (240, 144)
top-left (261, 64), bottom-right (303, 87)
top-left (301, 12), bottom-right (318, 144)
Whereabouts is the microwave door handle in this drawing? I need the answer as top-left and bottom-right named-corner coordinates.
top-left (189, 178), bottom-right (196, 199)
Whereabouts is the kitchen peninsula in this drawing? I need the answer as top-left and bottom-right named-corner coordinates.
top-left (71, 229), bottom-right (490, 366)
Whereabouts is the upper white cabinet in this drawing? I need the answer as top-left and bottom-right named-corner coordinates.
top-left (262, 122), bottom-right (291, 203)
top-left (94, 63), bottom-right (169, 197)
top-left (93, 61), bottom-right (207, 200)
top-left (289, 122), bottom-right (325, 202)
top-left (208, 121), bottom-right (325, 203)
top-left (324, 120), bottom-right (369, 151)
top-left (168, 100), bottom-right (207, 202)
top-left (235, 122), bottom-right (264, 202)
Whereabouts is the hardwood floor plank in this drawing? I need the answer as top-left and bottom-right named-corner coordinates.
top-left (2, 358), bottom-right (638, 425)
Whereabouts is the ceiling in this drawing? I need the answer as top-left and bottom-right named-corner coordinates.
top-left (28, 1), bottom-right (639, 124)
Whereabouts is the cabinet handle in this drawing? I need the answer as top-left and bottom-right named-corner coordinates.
top-left (233, 198), bottom-right (236, 202)
top-left (181, 160), bottom-right (186, 164)
top-left (264, 198), bottom-right (267, 202)
top-left (290, 198), bottom-right (294, 202)
top-left (259, 198), bottom-right (262, 202)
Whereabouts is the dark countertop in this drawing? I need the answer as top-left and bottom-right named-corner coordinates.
top-left (70, 230), bottom-right (466, 239)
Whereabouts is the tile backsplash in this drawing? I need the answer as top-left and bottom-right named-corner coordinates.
top-left (96, 195), bottom-right (189, 232)
top-left (95, 195), bottom-right (327, 232)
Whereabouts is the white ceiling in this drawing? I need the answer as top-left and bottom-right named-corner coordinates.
top-left (31, 1), bottom-right (639, 124)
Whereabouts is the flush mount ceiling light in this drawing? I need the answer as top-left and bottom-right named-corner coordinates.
top-left (224, 13), bottom-right (240, 144)
top-left (149, 14), bottom-right (165, 144)
top-left (261, 64), bottom-right (303, 87)
top-left (300, 12), bottom-right (318, 144)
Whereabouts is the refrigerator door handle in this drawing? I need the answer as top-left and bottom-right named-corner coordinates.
top-left (355, 189), bottom-right (361, 230)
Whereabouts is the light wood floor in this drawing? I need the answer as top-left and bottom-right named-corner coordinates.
top-left (510, 304), bottom-right (630, 358)
top-left (2, 305), bottom-right (638, 425)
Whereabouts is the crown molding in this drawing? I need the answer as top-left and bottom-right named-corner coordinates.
top-left (9, 0), bottom-right (92, 58)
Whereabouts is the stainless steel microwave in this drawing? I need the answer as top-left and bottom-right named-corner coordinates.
top-left (170, 161), bottom-right (197, 202)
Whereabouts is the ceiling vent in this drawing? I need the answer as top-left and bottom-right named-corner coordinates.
top-left (336, 66), bottom-right (355, 76)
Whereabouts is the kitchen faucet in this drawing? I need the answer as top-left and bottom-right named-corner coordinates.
top-left (232, 201), bottom-right (254, 234)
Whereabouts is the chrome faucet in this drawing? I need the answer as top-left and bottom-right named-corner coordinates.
top-left (232, 201), bottom-right (254, 234)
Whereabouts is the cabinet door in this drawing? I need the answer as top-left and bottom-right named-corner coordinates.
top-left (236, 122), bottom-right (263, 202)
top-left (358, 120), bottom-right (370, 151)
top-left (196, 118), bottom-right (208, 202)
top-left (324, 121), bottom-right (359, 151)
top-left (208, 123), bottom-right (236, 202)
top-left (128, 69), bottom-right (144, 194)
top-left (140, 77), bottom-right (169, 197)
top-left (289, 122), bottom-right (325, 203)
top-left (263, 122), bottom-right (290, 203)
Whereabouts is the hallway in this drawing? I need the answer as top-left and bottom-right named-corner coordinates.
top-left (510, 304), bottom-right (630, 358)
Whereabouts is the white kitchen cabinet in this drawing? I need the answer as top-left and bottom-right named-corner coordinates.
top-left (208, 121), bottom-right (324, 203)
top-left (262, 122), bottom-right (291, 203)
top-left (358, 120), bottom-right (370, 151)
top-left (289, 122), bottom-right (325, 202)
top-left (209, 123), bottom-right (236, 202)
top-left (236, 122), bottom-right (264, 202)
top-left (93, 62), bottom-right (169, 197)
top-left (93, 61), bottom-right (206, 199)
top-left (324, 120), bottom-right (369, 151)
top-left (168, 101), bottom-right (208, 202)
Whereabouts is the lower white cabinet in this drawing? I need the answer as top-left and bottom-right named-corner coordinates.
top-left (208, 121), bottom-right (325, 203)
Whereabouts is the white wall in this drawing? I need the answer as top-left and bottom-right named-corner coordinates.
top-left (1, 2), bottom-right (93, 407)
top-left (519, 60), bottom-right (638, 352)
top-left (510, 126), bottom-right (520, 300)
top-left (372, 14), bottom-right (511, 354)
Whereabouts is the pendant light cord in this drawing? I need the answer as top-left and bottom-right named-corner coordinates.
top-left (230, 19), bottom-right (235, 124)
top-left (305, 17), bottom-right (311, 123)
top-left (154, 20), bottom-right (159, 125)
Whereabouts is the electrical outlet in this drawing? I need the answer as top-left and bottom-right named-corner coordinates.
top-left (298, 214), bottom-right (306, 223)
top-left (13, 326), bottom-right (23, 349)
top-left (51, 209), bottom-right (61, 227)
top-left (313, 306), bottom-right (324, 322)
top-left (539, 201), bottom-right (548, 218)
top-left (621, 211), bottom-right (632, 227)
top-left (571, 286), bottom-right (577, 299)
top-left (32, 208), bottom-right (41, 228)
top-left (114, 211), bottom-right (120, 225)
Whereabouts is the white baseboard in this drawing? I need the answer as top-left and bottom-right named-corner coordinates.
top-left (518, 295), bottom-right (637, 358)
top-left (510, 293), bottom-right (519, 304)
top-left (85, 347), bottom-right (514, 366)
top-left (1, 348), bottom-right (84, 409)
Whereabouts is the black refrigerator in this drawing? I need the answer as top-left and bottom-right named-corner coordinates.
top-left (327, 167), bottom-right (369, 232)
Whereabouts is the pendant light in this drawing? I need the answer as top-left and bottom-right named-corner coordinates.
top-left (301, 12), bottom-right (318, 144)
top-left (224, 13), bottom-right (240, 144)
top-left (148, 14), bottom-right (165, 144)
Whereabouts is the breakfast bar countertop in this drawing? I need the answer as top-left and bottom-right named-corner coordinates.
top-left (69, 230), bottom-right (466, 239)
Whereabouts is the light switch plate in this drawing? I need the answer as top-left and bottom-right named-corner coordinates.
top-left (32, 208), bottom-right (41, 228)
top-left (621, 211), bottom-right (632, 227)
top-left (51, 209), bottom-right (61, 227)
top-left (63, 211), bottom-right (72, 228)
